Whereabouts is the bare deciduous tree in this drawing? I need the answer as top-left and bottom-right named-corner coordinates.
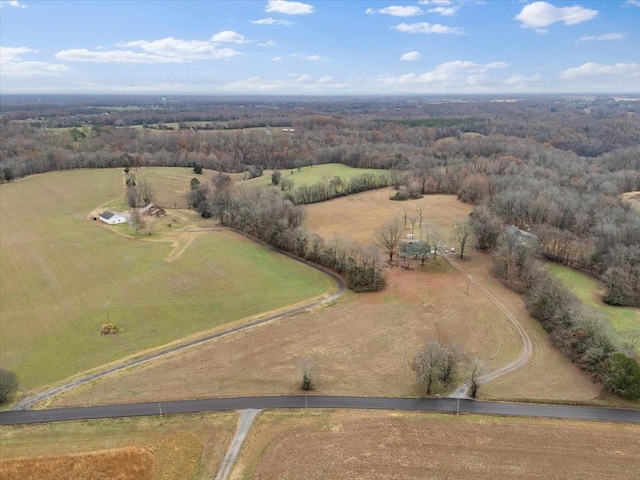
top-left (376, 218), bottom-right (404, 262)
top-left (453, 219), bottom-right (473, 259)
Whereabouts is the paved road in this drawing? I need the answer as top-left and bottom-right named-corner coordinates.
top-left (13, 256), bottom-right (345, 410)
top-left (2, 396), bottom-right (639, 425)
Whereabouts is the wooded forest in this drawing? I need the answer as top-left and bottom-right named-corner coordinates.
top-left (2, 93), bottom-right (639, 396)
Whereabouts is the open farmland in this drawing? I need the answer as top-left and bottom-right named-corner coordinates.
top-left (0, 412), bottom-right (236, 480)
top-left (240, 163), bottom-right (388, 191)
top-left (303, 188), bottom-right (473, 244)
top-left (0, 169), bottom-right (332, 391)
top-left (548, 263), bottom-right (640, 354)
top-left (49, 194), bottom-right (600, 408)
top-left (231, 410), bottom-right (640, 480)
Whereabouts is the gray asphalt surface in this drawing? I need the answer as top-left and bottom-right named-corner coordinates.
top-left (2, 396), bottom-right (638, 425)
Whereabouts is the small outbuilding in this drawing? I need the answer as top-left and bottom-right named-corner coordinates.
top-left (138, 203), bottom-right (166, 218)
top-left (99, 210), bottom-right (127, 225)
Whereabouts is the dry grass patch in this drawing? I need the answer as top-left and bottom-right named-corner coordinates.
top-left (0, 447), bottom-right (155, 480)
top-left (232, 410), bottom-right (640, 480)
top-left (49, 193), bottom-right (602, 407)
top-left (52, 265), bottom-right (535, 407)
top-left (0, 412), bottom-right (237, 480)
top-left (304, 189), bottom-right (473, 244)
top-left (621, 191), bottom-right (640, 212)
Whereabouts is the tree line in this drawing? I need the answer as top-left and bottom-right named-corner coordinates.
top-left (189, 180), bottom-right (385, 292)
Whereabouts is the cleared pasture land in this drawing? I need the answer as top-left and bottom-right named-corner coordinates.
top-left (0, 412), bottom-right (236, 480)
top-left (232, 410), bottom-right (640, 480)
top-left (304, 188), bottom-right (473, 244)
top-left (50, 194), bottom-right (599, 408)
top-left (548, 263), bottom-right (640, 354)
top-left (240, 163), bottom-right (388, 191)
top-left (0, 169), bottom-right (332, 390)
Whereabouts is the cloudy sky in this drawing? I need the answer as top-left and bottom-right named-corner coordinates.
top-left (1, 0), bottom-right (639, 95)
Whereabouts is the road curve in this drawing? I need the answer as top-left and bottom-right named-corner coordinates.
top-left (445, 255), bottom-right (533, 395)
top-left (2, 396), bottom-right (638, 425)
top-left (13, 255), bottom-right (345, 411)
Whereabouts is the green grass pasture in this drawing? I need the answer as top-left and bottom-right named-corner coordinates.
top-left (0, 170), bottom-right (332, 389)
top-left (240, 163), bottom-right (388, 191)
top-left (548, 264), bottom-right (640, 353)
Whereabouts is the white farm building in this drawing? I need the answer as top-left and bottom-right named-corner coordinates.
top-left (99, 210), bottom-right (127, 225)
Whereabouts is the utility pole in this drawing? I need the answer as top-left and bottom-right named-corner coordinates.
top-left (104, 303), bottom-right (110, 323)
top-left (467, 275), bottom-right (472, 295)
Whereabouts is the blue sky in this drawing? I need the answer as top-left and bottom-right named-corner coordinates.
top-left (1, 0), bottom-right (639, 94)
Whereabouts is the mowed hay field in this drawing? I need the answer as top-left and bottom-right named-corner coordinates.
top-left (231, 410), bottom-right (640, 480)
top-left (240, 163), bottom-right (388, 191)
top-left (0, 169), bottom-right (332, 390)
top-left (0, 412), bottom-right (237, 480)
top-left (549, 263), bottom-right (640, 355)
top-left (50, 192), bottom-right (599, 408)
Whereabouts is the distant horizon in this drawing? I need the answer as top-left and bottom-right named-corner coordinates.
top-left (1, 1), bottom-right (639, 95)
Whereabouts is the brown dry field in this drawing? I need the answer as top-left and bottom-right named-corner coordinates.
top-left (0, 447), bottom-right (154, 480)
top-left (231, 410), bottom-right (640, 480)
top-left (0, 412), bottom-right (237, 480)
top-left (48, 192), bottom-right (603, 408)
top-left (304, 189), bottom-right (474, 244)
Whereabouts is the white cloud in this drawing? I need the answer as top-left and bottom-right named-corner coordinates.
top-left (400, 51), bottom-right (421, 61)
top-left (272, 56), bottom-right (282, 61)
top-left (251, 17), bottom-right (293, 25)
top-left (318, 75), bottom-right (334, 84)
top-left (56, 49), bottom-right (184, 63)
top-left (265, 0), bottom-right (314, 15)
top-left (366, 6), bottom-right (424, 16)
top-left (626, 0), bottom-right (640, 6)
top-left (1, 46), bottom-right (67, 77)
top-left (259, 39), bottom-right (277, 47)
top-left (560, 62), bottom-right (640, 79)
top-left (0, 0), bottom-right (26, 8)
top-left (58, 36), bottom-right (243, 64)
top-left (419, 0), bottom-right (452, 4)
top-left (121, 37), bottom-right (241, 59)
top-left (379, 60), bottom-right (509, 91)
top-left (515, 2), bottom-right (598, 29)
top-left (393, 22), bottom-right (465, 34)
top-left (0, 46), bottom-right (36, 61)
top-left (427, 6), bottom-right (458, 16)
top-left (211, 30), bottom-right (249, 43)
top-left (290, 53), bottom-right (326, 61)
top-left (577, 32), bottom-right (624, 42)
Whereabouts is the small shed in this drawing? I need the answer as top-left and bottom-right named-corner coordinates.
top-left (99, 210), bottom-right (127, 225)
top-left (138, 203), bottom-right (166, 218)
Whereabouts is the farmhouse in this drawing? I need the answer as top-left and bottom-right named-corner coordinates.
top-left (138, 203), bottom-right (166, 217)
top-left (99, 210), bottom-right (127, 225)
top-left (399, 241), bottom-right (432, 259)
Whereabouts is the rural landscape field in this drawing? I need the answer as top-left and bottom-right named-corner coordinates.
top-left (2, 13), bottom-right (640, 473)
